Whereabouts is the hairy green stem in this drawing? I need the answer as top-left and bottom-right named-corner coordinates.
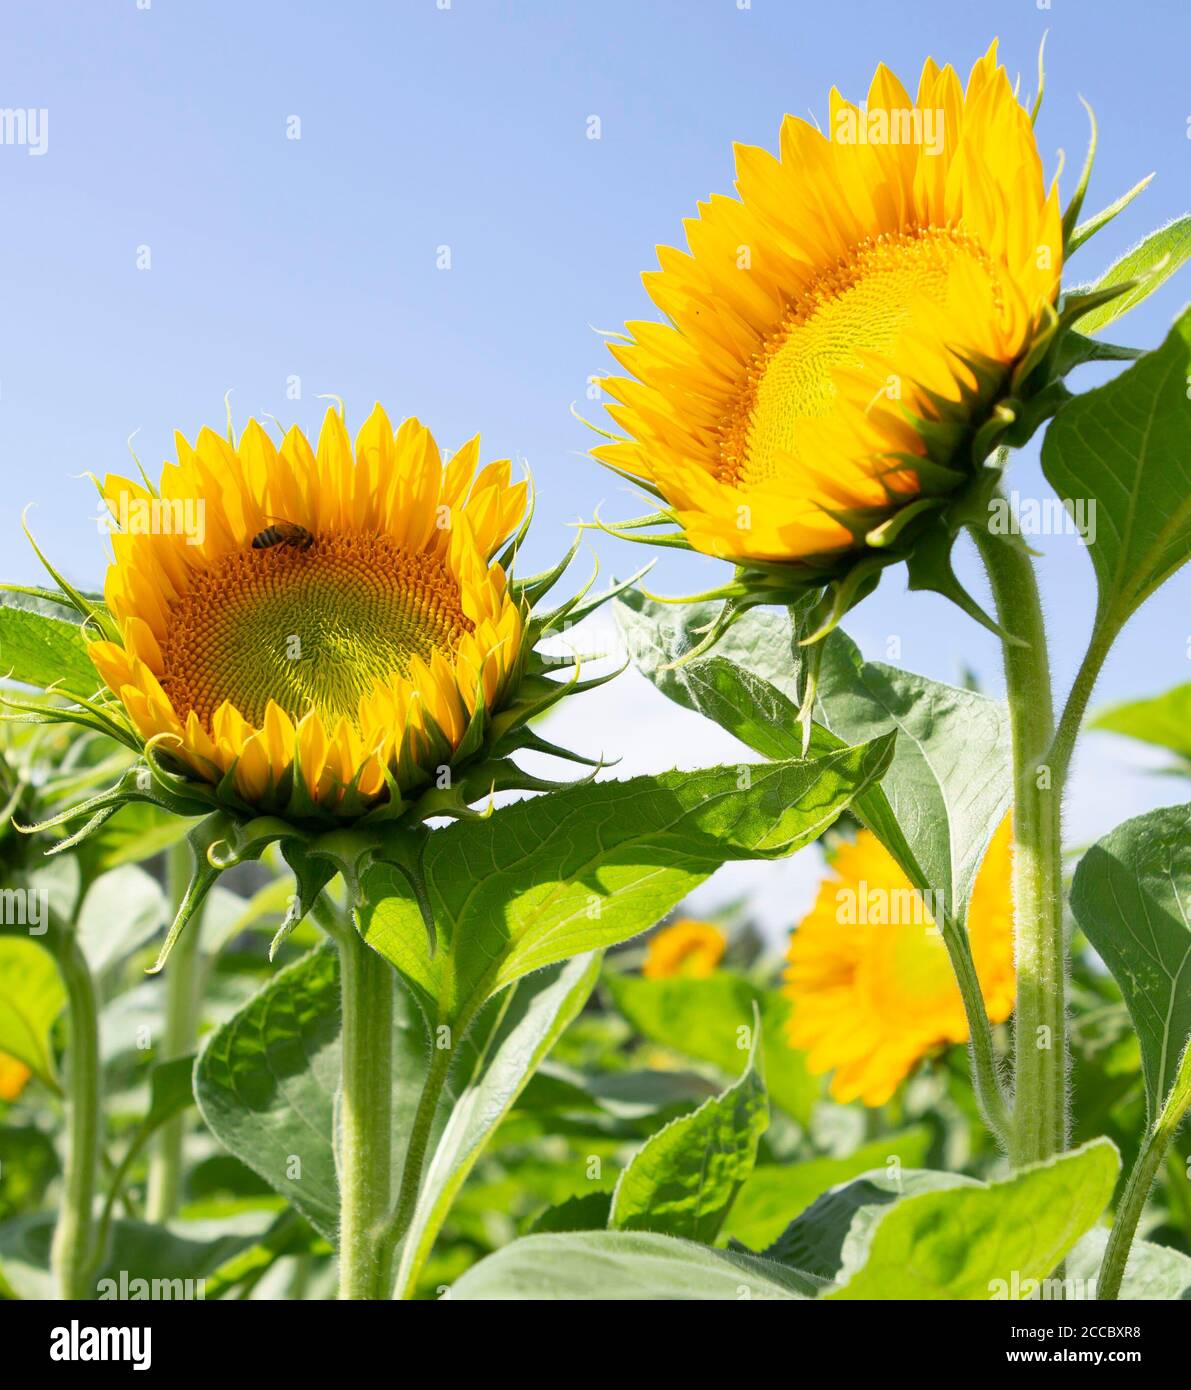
top-left (145, 842), bottom-right (204, 1222)
top-left (1098, 1048), bottom-right (1191, 1300)
top-left (1048, 619), bottom-right (1116, 785)
top-left (970, 515), bottom-right (1067, 1167)
top-left (939, 913), bottom-right (1012, 1147)
top-left (378, 1038), bottom-right (455, 1297)
top-left (336, 926), bottom-right (394, 1300)
top-left (50, 926), bottom-right (102, 1299)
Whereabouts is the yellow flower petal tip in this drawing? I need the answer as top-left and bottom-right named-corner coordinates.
top-left (595, 44), bottom-right (1062, 569)
top-left (782, 820), bottom-right (1015, 1107)
top-left (643, 918), bottom-right (727, 980)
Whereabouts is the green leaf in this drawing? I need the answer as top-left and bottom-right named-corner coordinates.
top-left (1067, 1226), bottom-right (1191, 1300)
top-left (200, 1210), bottom-right (325, 1300)
top-left (828, 1139), bottom-right (1120, 1299)
top-left (723, 1128), bottom-right (934, 1252)
top-left (0, 937), bottom-right (65, 1088)
top-left (615, 588), bottom-right (804, 703)
top-left (195, 943), bottom-right (445, 1245)
top-left (617, 594), bottom-right (1010, 929)
top-left (1070, 803), bottom-right (1191, 1121)
top-left (530, 1191), bottom-right (614, 1235)
top-left (144, 1053), bottom-right (197, 1127)
top-left (0, 590), bottom-right (100, 699)
top-left (522, 1062), bottom-right (722, 1120)
top-left (76, 864), bottom-right (165, 976)
top-left (606, 971), bottom-right (818, 1123)
top-left (0, 1210), bottom-right (269, 1301)
top-left (392, 951), bottom-right (601, 1298)
top-left (1042, 308), bottom-right (1191, 639)
top-left (449, 1229), bottom-right (820, 1300)
top-left (99, 1054), bottom-right (199, 1226)
top-left (764, 1169), bottom-right (971, 1280)
top-left (1072, 216), bottom-right (1191, 335)
top-left (194, 945), bottom-right (346, 1241)
top-left (609, 1013), bottom-right (767, 1242)
top-left (1090, 683), bottom-right (1191, 763)
top-left (812, 631), bottom-right (1011, 929)
top-left (360, 736), bottom-right (894, 1023)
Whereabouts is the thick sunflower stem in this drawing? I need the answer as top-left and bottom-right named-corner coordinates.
top-left (1098, 1046), bottom-right (1191, 1300)
top-left (145, 842), bottom-right (204, 1222)
top-left (970, 513), bottom-right (1067, 1168)
top-left (336, 925), bottom-right (394, 1300)
top-left (50, 925), bottom-right (102, 1300)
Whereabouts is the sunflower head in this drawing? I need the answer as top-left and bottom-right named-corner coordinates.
top-left (21, 404), bottom-right (622, 966)
top-left (642, 917), bottom-right (727, 980)
top-left (590, 41), bottom-right (1133, 649)
top-left (782, 820), bottom-right (1014, 1106)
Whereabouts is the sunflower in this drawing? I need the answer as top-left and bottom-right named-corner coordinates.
top-left (20, 404), bottom-right (617, 965)
top-left (783, 821), bottom-right (1014, 1106)
top-left (643, 918), bottom-right (726, 980)
top-left (593, 43), bottom-right (1072, 611)
top-left (86, 406), bottom-right (529, 818)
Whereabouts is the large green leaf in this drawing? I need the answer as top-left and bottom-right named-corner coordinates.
top-left (1090, 683), bottom-right (1191, 764)
top-left (195, 943), bottom-right (443, 1245)
top-left (617, 594), bottom-right (1010, 929)
top-left (1042, 308), bottom-right (1191, 639)
top-left (0, 591), bottom-right (99, 699)
top-left (1073, 216), bottom-right (1191, 336)
top-left (723, 1128), bottom-right (934, 1252)
top-left (360, 737), bottom-right (894, 1023)
top-left (392, 951), bottom-right (601, 1298)
top-left (1068, 1226), bottom-right (1191, 1300)
top-left (605, 971), bottom-right (818, 1123)
top-left (828, 1139), bottom-right (1120, 1300)
top-left (76, 864), bottom-right (165, 977)
top-left (764, 1168), bottom-right (971, 1280)
top-left (812, 631), bottom-right (1011, 929)
top-left (608, 1017), bottom-right (766, 1242)
top-left (1070, 804), bottom-right (1191, 1120)
top-left (0, 937), bottom-right (65, 1088)
top-left (194, 945), bottom-right (346, 1240)
top-left (449, 1230), bottom-right (820, 1300)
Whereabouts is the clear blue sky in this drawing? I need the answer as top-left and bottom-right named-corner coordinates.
top-left (1, 0), bottom-right (1188, 889)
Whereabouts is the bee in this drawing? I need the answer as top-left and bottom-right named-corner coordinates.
top-left (251, 519), bottom-right (315, 552)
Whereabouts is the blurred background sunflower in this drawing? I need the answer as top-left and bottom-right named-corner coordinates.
top-left (783, 820), bottom-right (1015, 1105)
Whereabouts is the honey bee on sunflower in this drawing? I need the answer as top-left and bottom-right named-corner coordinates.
top-left (15, 404), bottom-right (627, 966)
top-left (587, 41), bottom-right (1144, 665)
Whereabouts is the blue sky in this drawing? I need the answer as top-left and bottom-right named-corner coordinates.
top-left (1, 0), bottom-right (1187, 929)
